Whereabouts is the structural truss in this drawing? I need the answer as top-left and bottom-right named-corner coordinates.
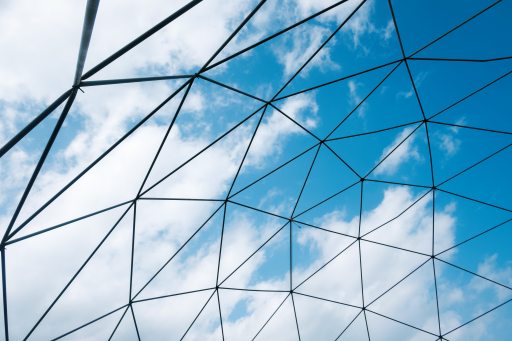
top-left (1, 0), bottom-right (511, 340)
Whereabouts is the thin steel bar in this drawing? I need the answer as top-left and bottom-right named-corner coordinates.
top-left (252, 294), bottom-right (290, 341)
top-left (290, 294), bottom-right (302, 341)
top-left (294, 221), bottom-right (357, 240)
top-left (180, 290), bottom-right (216, 340)
top-left (131, 287), bottom-right (215, 304)
top-left (435, 218), bottom-right (512, 257)
top-left (429, 120), bottom-right (512, 135)
top-left (216, 290), bottom-right (225, 341)
top-left (437, 189), bottom-right (511, 213)
top-left (435, 258), bottom-right (512, 291)
top-left (225, 106), bottom-right (268, 198)
top-left (138, 197), bottom-right (225, 202)
top-left (5, 200), bottom-right (132, 246)
top-left (361, 239), bottom-right (431, 258)
top-left (227, 200), bottom-right (290, 221)
top-left (1, 248), bottom-right (8, 341)
top-left (428, 69), bottom-right (512, 121)
top-left (80, 74), bottom-right (192, 86)
top-left (291, 144), bottom-right (322, 217)
top-left (364, 178), bottom-right (432, 189)
top-left (444, 298), bottom-right (512, 336)
top-left (128, 202), bottom-right (137, 301)
top-left (322, 142), bottom-right (362, 179)
top-left (366, 309), bottom-right (438, 337)
top-left (108, 306), bottom-right (130, 341)
top-left (334, 310), bottom-right (364, 340)
top-left (289, 222), bottom-right (293, 290)
top-left (51, 304), bottom-right (127, 340)
top-left (293, 292), bottom-right (362, 310)
top-left (74, 0), bottom-right (100, 85)
top-left (215, 204), bottom-right (228, 286)
top-left (219, 287), bottom-right (289, 293)
top-left (274, 59), bottom-right (401, 102)
top-left (357, 181), bottom-right (372, 340)
top-left (432, 259), bottom-right (442, 336)
top-left (198, 75), bottom-right (267, 103)
top-left (408, 56), bottom-right (512, 63)
top-left (326, 120), bottom-right (423, 142)
top-left (130, 305), bottom-right (141, 341)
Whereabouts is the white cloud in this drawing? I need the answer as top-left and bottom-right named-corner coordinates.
top-left (348, 80), bottom-right (360, 102)
top-left (382, 20), bottom-right (395, 41)
top-left (397, 88), bottom-right (414, 99)
top-left (472, 254), bottom-right (512, 301)
top-left (397, 72), bottom-right (428, 99)
top-left (347, 80), bottom-right (361, 103)
top-left (343, 0), bottom-right (374, 48)
top-left (373, 127), bottom-right (421, 176)
top-left (182, 90), bottom-right (205, 114)
top-left (0, 148), bottom-right (35, 209)
top-left (347, 79), bottom-right (367, 117)
top-left (439, 133), bottom-right (461, 156)
top-left (450, 117), bottom-right (467, 133)
top-left (0, 0), bottom-right (83, 103)
top-left (295, 0), bottom-right (363, 29)
top-left (435, 117), bottom-right (465, 157)
top-left (276, 24), bottom-right (340, 77)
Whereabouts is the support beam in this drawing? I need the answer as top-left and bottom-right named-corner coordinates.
top-left (74, 0), bottom-right (101, 85)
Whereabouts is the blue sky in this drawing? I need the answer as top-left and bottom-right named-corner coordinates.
top-left (0, 0), bottom-right (511, 340)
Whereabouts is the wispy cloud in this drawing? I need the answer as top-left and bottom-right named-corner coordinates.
top-left (373, 127), bottom-right (420, 175)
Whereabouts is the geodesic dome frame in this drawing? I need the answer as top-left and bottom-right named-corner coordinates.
top-left (1, 0), bottom-right (511, 340)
